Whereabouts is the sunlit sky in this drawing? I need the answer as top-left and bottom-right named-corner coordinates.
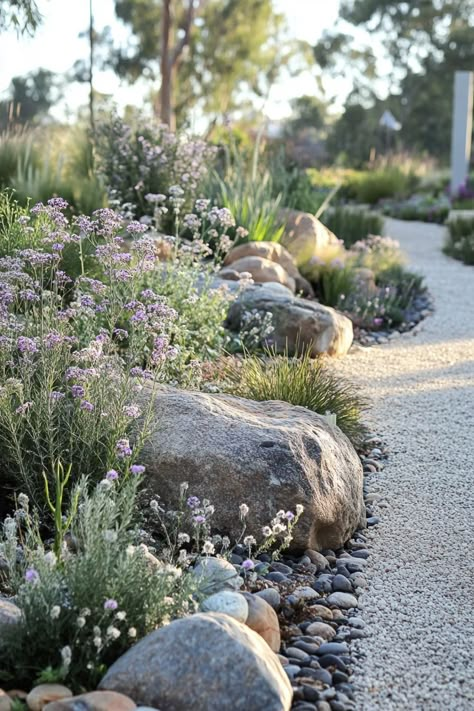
top-left (0, 0), bottom-right (378, 124)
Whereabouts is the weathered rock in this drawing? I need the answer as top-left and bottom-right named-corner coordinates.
top-left (201, 590), bottom-right (249, 623)
top-left (27, 684), bottom-right (73, 711)
top-left (220, 256), bottom-right (296, 293)
top-left (242, 592), bottom-right (281, 652)
top-left (224, 242), bottom-right (314, 296)
top-left (225, 283), bottom-right (353, 357)
top-left (308, 605), bottom-right (333, 621)
top-left (255, 588), bottom-right (281, 610)
top-left (306, 622), bottom-right (336, 640)
top-left (43, 691), bottom-right (136, 711)
top-left (99, 613), bottom-right (292, 711)
top-left (0, 598), bottom-right (20, 626)
top-left (327, 592), bottom-right (358, 609)
top-left (279, 210), bottom-right (340, 267)
top-left (0, 690), bottom-right (12, 711)
top-left (192, 557), bottom-right (242, 594)
top-left (141, 386), bottom-right (365, 551)
top-left (304, 550), bottom-right (330, 571)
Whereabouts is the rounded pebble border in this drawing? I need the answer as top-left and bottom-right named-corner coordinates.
top-left (237, 436), bottom-right (387, 711)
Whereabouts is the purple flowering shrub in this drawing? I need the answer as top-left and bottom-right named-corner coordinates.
top-left (305, 235), bottom-right (424, 330)
top-left (0, 199), bottom-right (179, 503)
top-left (350, 234), bottom-right (405, 274)
top-left (95, 114), bottom-right (216, 229)
top-left (0, 476), bottom-right (199, 688)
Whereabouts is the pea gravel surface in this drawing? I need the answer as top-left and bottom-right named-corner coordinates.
top-left (334, 218), bottom-right (474, 710)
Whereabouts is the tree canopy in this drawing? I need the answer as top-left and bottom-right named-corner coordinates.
top-left (111, 0), bottom-right (289, 127)
top-left (0, 0), bottom-right (41, 34)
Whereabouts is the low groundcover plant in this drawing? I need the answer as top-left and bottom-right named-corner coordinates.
top-left (0, 474), bottom-right (199, 689)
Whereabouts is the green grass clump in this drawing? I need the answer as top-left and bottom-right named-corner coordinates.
top-left (444, 218), bottom-right (474, 265)
top-left (226, 347), bottom-right (368, 446)
top-left (322, 206), bottom-right (384, 247)
top-left (354, 167), bottom-right (413, 205)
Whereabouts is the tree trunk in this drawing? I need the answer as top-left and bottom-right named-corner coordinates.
top-left (159, 0), bottom-right (172, 127)
top-left (159, 0), bottom-right (200, 130)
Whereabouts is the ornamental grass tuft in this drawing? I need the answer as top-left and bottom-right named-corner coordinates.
top-left (225, 346), bottom-right (368, 446)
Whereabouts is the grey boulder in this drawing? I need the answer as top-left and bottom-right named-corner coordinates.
top-left (225, 283), bottom-right (353, 357)
top-left (99, 613), bottom-right (292, 711)
top-left (140, 386), bottom-right (366, 551)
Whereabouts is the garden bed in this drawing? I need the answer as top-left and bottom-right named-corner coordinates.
top-left (0, 115), bottom-right (428, 711)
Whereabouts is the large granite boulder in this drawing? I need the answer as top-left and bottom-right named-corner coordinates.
top-left (99, 613), bottom-right (292, 711)
top-left (223, 242), bottom-right (314, 296)
top-left (279, 209), bottom-right (341, 267)
top-left (140, 386), bottom-right (365, 551)
top-left (220, 256), bottom-right (296, 293)
top-left (226, 283), bottom-right (353, 357)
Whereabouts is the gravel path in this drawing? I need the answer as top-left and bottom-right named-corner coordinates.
top-left (336, 218), bottom-right (474, 710)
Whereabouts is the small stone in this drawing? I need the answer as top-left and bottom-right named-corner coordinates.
top-left (366, 516), bottom-right (380, 526)
top-left (319, 654), bottom-right (348, 672)
top-left (332, 671), bottom-right (349, 684)
top-left (27, 684), bottom-right (73, 711)
top-left (332, 575), bottom-right (353, 593)
top-left (336, 557), bottom-right (365, 572)
top-left (331, 609), bottom-right (346, 620)
top-left (269, 562), bottom-right (293, 576)
top-left (292, 640), bottom-right (320, 655)
top-left (305, 550), bottom-right (330, 570)
top-left (255, 588), bottom-right (281, 610)
top-left (302, 685), bottom-right (321, 702)
top-left (317, 702), bottom-right (332, 711)
top-left (0, 690), bottom-right (12, 711)
top-left (242, 592), bottom-right (281, 652)
top-left (349, 549), bottom-right (369, 559)
top-left (350, 573), bottom-right (368, 589)
top-left (192, 557), bottom-right (242, 593)
top-left (310, 669), bottom-right (332, 685)
top-left (284, 665), bottom-right (301, 678)
top-left (201, 591), bottom-right (249, 623)
top-left (278, 654), bottom-right (289, 666)
top-left (285, 646), bottom-right (311, 662)
top-left (327, 593), bottom-right (358, 610)
top-left (313, 579), bottom-right (333, 594)
top-left (265, 571), bottom-right (290, 584)
top-left (349, 629), bottom-right (366, 640)
top-left (348, 616), bottom-right (365, 628)
top-left (7, 691), bottom-right (27, 701)
top-left (316, 642), bottom-right (349, 656)
top-left (43, 691), bottom-right (136, 710)
top-left (308, 605), bottom-right (333, 621)
top-left (305, 622), bottom-right (336, 640)
top-left (293, 586), bottom-right (319, 601)
top-left (321, 688), bottom-right (337, 700)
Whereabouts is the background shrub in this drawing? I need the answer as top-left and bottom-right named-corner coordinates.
top-left (322, 206), bottom-right (384, 246)
top-left (444, 218), bottom-right (474, 265)
top-left (96, 114), bottom-right (214, 227)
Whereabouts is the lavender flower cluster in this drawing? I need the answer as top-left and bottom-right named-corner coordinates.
top-left (0, 198), bottom-right (181, 494)
top-left (96, 115), bottom-right (216, 226)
